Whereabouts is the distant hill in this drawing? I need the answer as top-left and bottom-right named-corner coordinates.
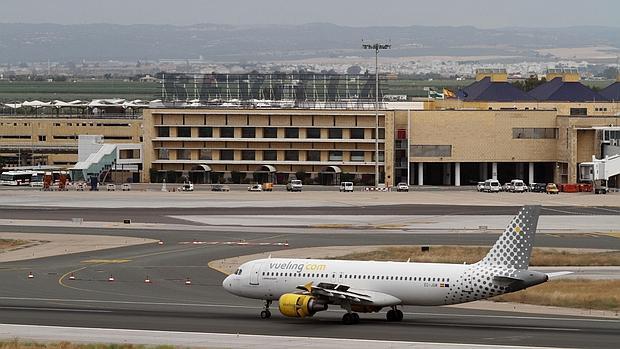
top-left (1, 23), bottom-right (619, 63)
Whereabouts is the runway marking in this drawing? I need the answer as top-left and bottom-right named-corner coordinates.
top-left (0, 306), bottom-right (111, 313)
top-left (0, 323), bottom-right (571, 349)
top-left (81, 259), bottom-right (132, 264)
top-left (0, 296), bottom-right (617, 323)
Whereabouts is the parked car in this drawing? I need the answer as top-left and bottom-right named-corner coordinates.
top-left (396, 182), bottom-right (409, 192)
top-left (529, 183), bottom-right (546, 193)
top-left (181, 182), bottom-right (194, 192)
top-left (211, 184), bottom-right (230, 192)
top-left (509, 179), bottom-right (526, 193)
top-left (483, 179), bottom-right (500, 192)
top-left (121, 183), bottom-right (131, 191)
top-left (248, 184), bottom-right (263, 192)
top-left (545, 183), bottom-right (559, 194)
top-left (500, 182), bottom-right (511, 192)
top-left (286, 179), bottom-right (303, 192)
top-left (476, 182), bottom-right (485, 192)
top-left (106, 184), bottom-right (116, 191)
top-left (339, 182), bottom-right (354, 192)
top-left (75, 182), bottom-right (86, 191)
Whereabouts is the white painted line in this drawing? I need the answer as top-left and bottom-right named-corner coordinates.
top-left (0, 323), bottom-right (569, 349)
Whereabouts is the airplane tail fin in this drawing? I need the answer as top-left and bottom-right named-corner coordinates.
top-left (479, 205), bottom-right (541, 270)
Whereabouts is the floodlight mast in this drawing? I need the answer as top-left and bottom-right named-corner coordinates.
top-left (362, 41), bottom-right (391, 187)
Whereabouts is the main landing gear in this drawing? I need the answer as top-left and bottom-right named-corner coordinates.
top-left (342, 312), bottom-right (360, 325)
top-left (386, 306), bottom-right (403, 322)
top-left (260, 300), bottom-right (272, 319)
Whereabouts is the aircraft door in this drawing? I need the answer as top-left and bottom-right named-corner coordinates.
top-left (249, 262), bottom-right (263, 285)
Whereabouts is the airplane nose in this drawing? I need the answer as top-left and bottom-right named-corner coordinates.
top-left (222, 275), bottom-right (232, 291)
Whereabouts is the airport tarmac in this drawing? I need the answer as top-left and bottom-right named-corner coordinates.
top-left (0, 191), bottom-right (618, 348)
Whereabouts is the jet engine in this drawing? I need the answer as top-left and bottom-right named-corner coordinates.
top-left (278, 294), bottom-right (328, 318)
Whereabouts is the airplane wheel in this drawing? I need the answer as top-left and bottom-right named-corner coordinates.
top-left (395, 310), bottom-right (403, 321)
top-left (386, 309), bottom-right (395, 322)
top-left (342, 313), bottom-right (353, 325)
top-left (260, 310), bottom-right (271, 319)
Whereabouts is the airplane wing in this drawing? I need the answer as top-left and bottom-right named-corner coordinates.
top-left (296, 282), bottom-right (401, 307)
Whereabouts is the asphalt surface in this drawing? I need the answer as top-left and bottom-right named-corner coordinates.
top-left (1, 204), bottom-right (619, 224)
top-left (1, 222), bottom-right (619, 348)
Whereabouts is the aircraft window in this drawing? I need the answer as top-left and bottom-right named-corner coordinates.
top-left (409, 277), bottom-right (412, 281)
top-left (433, 278), bottom-right (436, 282)
top-left (400, 277), bottom-right (403, 280)
top-left (381, 276), bottom-right (384, 280)
top-left (423, 277), bottom-right (426, 281)
top-left (362, 275), bottom-right (366, 279)
top-left (239, 269), bottom-right (243, 275)
top-left (441, 278), bottom-right (445, 282)
top-left (447, 278), bottom-right (450, 282)
top-left (372, 276), bottom-right (375, 280)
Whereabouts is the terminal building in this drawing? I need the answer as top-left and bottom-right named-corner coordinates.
top-left (2, 70), bottom-right (620, 188)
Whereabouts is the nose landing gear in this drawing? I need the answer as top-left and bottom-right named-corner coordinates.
top-left (260, 300), bottom-right (272, 319)
top-left (386, 306), bottom-right (403, 322)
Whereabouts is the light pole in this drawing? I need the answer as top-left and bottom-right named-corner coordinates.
top-left (362, 42), bottom-right (390, 186)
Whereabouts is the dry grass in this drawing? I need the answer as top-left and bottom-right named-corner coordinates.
top-left (0, 340), bottom-right (175, 349)
top-left (0, 239), bottom-right (29, 251)
top-left (493, 279), bottom-right (620, 311)
top-left (337, 246), bottom-right (620, 266)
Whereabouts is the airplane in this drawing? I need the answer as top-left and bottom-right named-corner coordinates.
top-left (222, 205), bottom-right (568, 325)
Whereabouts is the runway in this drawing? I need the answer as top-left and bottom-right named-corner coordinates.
top-left (1, 220), bottom-right (619, 348)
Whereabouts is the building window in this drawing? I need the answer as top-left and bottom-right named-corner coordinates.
top-left (512, 128), bottom-right (558, 139)
top-left (119, 149), bottom-right (140, 159)
top-left (350, 129), bottom-right (365, 139)
top-left (329, 151), bottom-right (343, 161)
top-left (158, 148), bottom-right (169, 160)
top-left (38, 135), bottom-right (46, 142)
top-left (570, 108), bottom-right (587, 116)
top-left (242, 127), bottom-right (256, 138)
top-left (220, 149), bottom-right (234, 160)
top-left (285, 150), bottom-right (299, 161)
top-left (307, 150), bottom-right (320, 161)
top-left (410, 145), bottom-right (451, 157)
top-left (371, 128), bottom-right (385, 139)
top-left (198, 127), bottom-right (213, 138)
top-left (263, 150), bottom-right (277, 161)
top-left (157, 127), bottom-right (170, 137)
top-left (350, 151), bottom-right (364, 162)
top-left (220, 127), bottom-right (235, 138)
top-left (285, 128), bottom-right (299, 138)
top-left (263, 127), bottom-right (278, 138)
top-left (306, 128), bottom-right (321, 139)
top-left (328, 128), bottom-right (343, 139)
top-left (241, 150), bottom-right (255, 160)
top-left (177, 127), bottom-right (191, 138)
top-left (177, 149), bottom-right (191, 160)
top-left (199, 149), bottom-right (212, 160)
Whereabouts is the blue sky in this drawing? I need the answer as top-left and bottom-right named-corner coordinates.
top-left (2, 0), bottom-right (619, 27)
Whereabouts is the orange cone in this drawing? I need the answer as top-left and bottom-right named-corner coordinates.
top-left (185, 277), bottom-right (192, 286)
top-left (108, 275), bottom-right (115, 282)
top-left (27, 272), bottom-right (34, 279)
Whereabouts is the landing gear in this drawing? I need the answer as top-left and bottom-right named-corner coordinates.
top-left (342, 312), bottom-right (360, 325)
top-left (386, 306), bottom-right (403, 322)
top-left (260, 300), bottom-right (272, 319)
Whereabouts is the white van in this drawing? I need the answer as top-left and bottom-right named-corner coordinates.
top-left (483, 179), bottom-right (501, 192)
top-left (509, 179), bottom-right (526, 193)
top-left (339, 182), bottom-right (354, 192)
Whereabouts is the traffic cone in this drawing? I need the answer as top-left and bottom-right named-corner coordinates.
top-left (185, 277), bottom-right (192, 286)
top-left (144, 276), bottom-right (151, 284)
top-left (27, 272), bottom-right (34, 279)
top-left (108, 275), bottom-right (115, 282)
top-left (68, 273), bottom-right (76, 280)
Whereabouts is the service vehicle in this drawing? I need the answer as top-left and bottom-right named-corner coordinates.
top-left (594, 179), bottom-right (608, 194)
top-left (476, 182), bottom-right (485, 192)
top-left (339, 182), bottom-right (354, 192)
top-left (529, 183), bottom-right (546, 193)
top-left (262, 182), bottom-right (274, 191)
top-left (248, 184), bottom-right (263, 192)
top-left (106, 184), bottom-right (116, 191)
top-left (483, 179), bottom-right (500, 192)
top-left (286, 179), bottom-right (303, 192)
top-left (121, 183), bottom-right (131, 191)
top-left (509, 179), bottom-right (526, 193)
top-left (181, 182), bottom-right (194, 191)
top-left (545, 183), bottom-right (559, 194)
top-left (211, 184), bottom-right (231, 192)
top-left (396, 182), bottom-right (409, 192)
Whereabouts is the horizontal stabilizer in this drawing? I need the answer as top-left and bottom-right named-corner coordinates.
top-left (546, 271), bottom-right (573, 279)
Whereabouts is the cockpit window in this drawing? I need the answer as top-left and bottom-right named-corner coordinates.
top-left (234, 268), bottom-right (242, 275)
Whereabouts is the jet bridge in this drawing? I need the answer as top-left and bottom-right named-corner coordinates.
top-left (579, 154), bottom-right (620, 193)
